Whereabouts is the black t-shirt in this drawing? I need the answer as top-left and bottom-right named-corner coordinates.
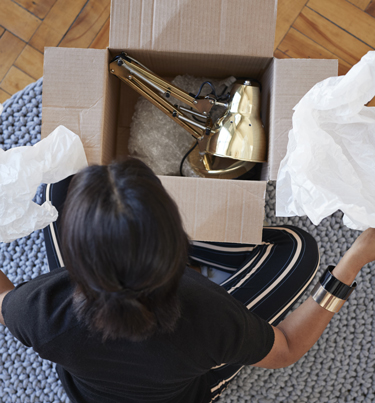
top-left (2, 267), bottom-right (274, 403)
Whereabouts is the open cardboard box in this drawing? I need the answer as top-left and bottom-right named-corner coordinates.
top-left (41, 0), bottom-right (338, 244)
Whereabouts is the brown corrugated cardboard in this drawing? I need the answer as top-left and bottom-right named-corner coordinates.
top-left (41, 0), bottom-right (338, 244)
top-left (159, 177), bottom-right (266, 244)
top-left (109, 0), bottom-right (277, 58)
top-left (42, 48), bottom-right (110, 164)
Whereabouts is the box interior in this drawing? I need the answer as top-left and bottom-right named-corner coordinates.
top-left (105, 49), bottom-right (274, 172)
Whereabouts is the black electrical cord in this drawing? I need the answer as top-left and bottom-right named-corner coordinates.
top-left (193, 77), bottom-right (262, 104)
top-left (217, 84), bottom-right (232, 101)
top-left (194, 81), bottom-right (217, 99)
top-left (180, 141), bottom-right (199, 176)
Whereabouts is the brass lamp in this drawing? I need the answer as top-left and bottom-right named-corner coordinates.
top-left (109, 52), bottom-right (267, 179)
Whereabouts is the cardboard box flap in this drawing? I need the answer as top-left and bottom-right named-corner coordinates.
top-left (110, 0), bottom-right (276, 58)
top-left (42, 47), bottom-right (118, 165)
top-left (160, 176), bottom-right (266, 243)
top-left (267, 58), bottom-right (339, 180)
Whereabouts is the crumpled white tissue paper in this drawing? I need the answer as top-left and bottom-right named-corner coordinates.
top-left (276, 51), bottom-right (375, 231)
top-left (0, 125), bottom-right (88, 243)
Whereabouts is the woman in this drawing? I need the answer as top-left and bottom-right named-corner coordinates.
top-left (0, 157), bottom-right (373, 403)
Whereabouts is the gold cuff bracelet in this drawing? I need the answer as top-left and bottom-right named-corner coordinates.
top-left (310, 283), bottom-right (346, 313)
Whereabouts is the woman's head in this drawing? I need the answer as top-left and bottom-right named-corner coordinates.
top-left (61, 158), bottom-right (190, 342)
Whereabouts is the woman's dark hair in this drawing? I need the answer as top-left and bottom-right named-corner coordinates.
top-left (60, 157), bottom-right (190, 342)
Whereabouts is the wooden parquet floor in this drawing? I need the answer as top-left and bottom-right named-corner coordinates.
top-left (0, 0), bottom-right (375, 104)
top-left (0, 0), bottom-right (111, 103)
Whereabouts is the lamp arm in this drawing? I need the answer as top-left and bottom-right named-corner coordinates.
top-left (111, 54), bottom-right (214, 114)
top-left (109, 57), bottom-right (212, 140)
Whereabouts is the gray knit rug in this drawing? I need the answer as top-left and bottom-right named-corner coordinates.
top-left (0, 79), bottom-right (374, 403)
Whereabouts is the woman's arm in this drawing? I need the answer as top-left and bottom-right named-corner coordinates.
top-left (253, 228), bottom-right (375, 369)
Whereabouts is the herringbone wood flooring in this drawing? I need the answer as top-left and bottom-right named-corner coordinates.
top-left (0, 0), bottom-right (375, 103)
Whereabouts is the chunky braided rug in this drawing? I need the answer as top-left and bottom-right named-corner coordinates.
top-left (0, 79), bottom-right (374, 403)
